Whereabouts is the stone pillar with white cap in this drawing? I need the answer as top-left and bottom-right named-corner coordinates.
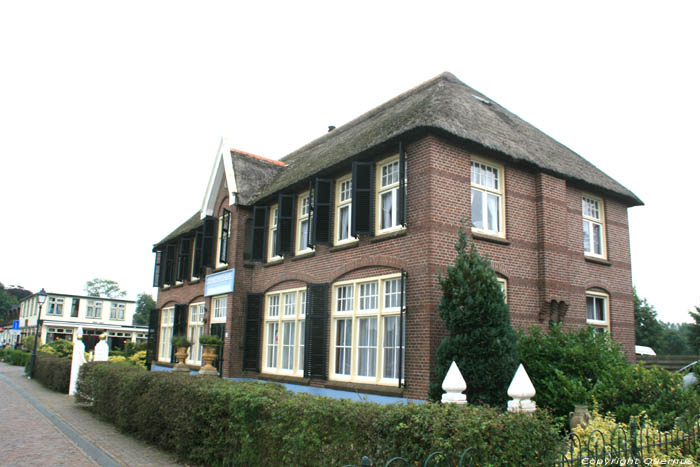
top-left (507, 364), bottom-right (537, 413)
top-left (94, 332), bottom-right (109, 362)
top-left (69, 327), bottom-right (87, 396)
top-left (441, 361), bottom-right (467, 405)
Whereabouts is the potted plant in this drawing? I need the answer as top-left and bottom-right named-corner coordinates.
top-left (197, 334), bottom-right (222, 376)
top-left (171, 335), bottom-right (191, 372)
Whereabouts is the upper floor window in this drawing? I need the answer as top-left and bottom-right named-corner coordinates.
top-left (47, 297), bottom-right (64, 316)
top-left (216, 209), bottom-right (231, 268)
top-left (110, 303), bottom-right (125, 321)
top-left (268, 205), bottom-right (281, 261)
top-left (376, 158), bottom-right (405, 233)
top-left (86, 301), bottom-right (102, 319)
top-left (471, 159), bottom-right (505, 237)
top-left (70, 299), bottom-right (80, 317)
top-left (586, 290), bottom-right (609, 333)
top-left (335, 175), bottom-right (354, 244)
top-left (582, 195), bottom-right (606, 258)
top-left (296, 193), bottom-right (314, 254)
top-left (262, 288), bottom-right (306, 376)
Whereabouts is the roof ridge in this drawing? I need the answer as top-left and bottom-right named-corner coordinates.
top-left (280, 72), bottom-right (459, 163)
top-left (231, 148), bottom-right (286, 167)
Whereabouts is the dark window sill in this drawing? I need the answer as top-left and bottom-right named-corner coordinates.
top-left (370, 228), bottom-right (408, 243)
top-left (471, 231), bottom-right (511, 245)
top-left (291, 251), bottom-right (315, 261)
top-left (329, 241), bottom-right (359, 252)
top-left (263, 259), bottom-right (284, 268)
top-left (584, 256), bottom-right (611, 266)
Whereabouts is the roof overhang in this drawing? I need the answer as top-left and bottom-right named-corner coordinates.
top-left (201, 137), bottom-right (238, 218)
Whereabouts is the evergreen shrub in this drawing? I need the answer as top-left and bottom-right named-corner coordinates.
top-left (31, 352), bottom-right (72, 393)
top-left (39, 339), bottom-right (73, 358)
top-left (77, 362), bottom-right (560, 466)
top-left (1, 349), bottom-right (30, 366)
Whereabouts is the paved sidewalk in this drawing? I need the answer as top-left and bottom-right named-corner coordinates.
top-left (0, 364), bottom-right (183, 466)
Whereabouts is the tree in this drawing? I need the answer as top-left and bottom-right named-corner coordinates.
top-left (634, 288), bottom-right (665, 352)
top-left (429, 225), bottom-right (519, 405)
top-left (133, 293), bottom-right (155, 326)
top-left (686, 306), bottom-right (700, 354)
top-left (84, 278), bottom-right (126, 298)
top-left (0, 282), bottom-right (18, 323)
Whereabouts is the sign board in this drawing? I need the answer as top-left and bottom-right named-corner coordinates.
top-left (205, 269), bottom-right (235, 297)
top-left (12, 320), bottom-right (19, 330)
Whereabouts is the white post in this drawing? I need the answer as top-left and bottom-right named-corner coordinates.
top-left (441, 361), bottom-right (467, 404)
top-left (94, 332), bottom-right (109, 362)
top-left (507, 364), bottom-right (536, 413)
top-left (69, 327), bottom-right (87, 396)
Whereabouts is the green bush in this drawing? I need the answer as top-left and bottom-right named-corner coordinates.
top-left (77, 363), bottom-right (561, 466)
top-left (125, 341), bottom-right (147, 357)
top-left (39, 339), bottom-right (73, 358)
top-left (1, 349), bottom-right (31, 366)
top-left (21, 335), bottom-right (35, 352)
top-left (31, 352), bottom-right (72, 393)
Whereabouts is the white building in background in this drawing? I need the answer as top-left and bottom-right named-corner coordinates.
top-left (18, 292), bottom-right (148, 351)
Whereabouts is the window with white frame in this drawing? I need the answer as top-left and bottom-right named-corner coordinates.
top-left (331, 274), bottom-right (405, 384)
top-left (471, 159), bottom-right (505, 237)
top-left (497, 278), bottom-right (508, 303)
top-left (159, 307), bottom-right (174, 361)
top-left (263, 288), bottom-right (306, 376)
top-left (212, 295), bottom-right (227, 323)
top-left (187, 302), bottom-right (205, 365)
top-left (586, 290), bottom-right (609, 333)
top-left (268, 205), bottom-right (280, 261)
top-left (296, 193), bottom-right (313, 255)
top-left (109, 303), bottom-right (125, 320)
top-left (335, 175), bottom-right (353, 244)
top-left (582, 195), bottom-right (606, 258)
top-left (216, 210), bottom-right (231, 268)
top-left (47, 297), bottom-right (64, 316)
top-left (376, 158), bottom-right (405, 233)
top-left (86, 301), bottom-right (102, 319)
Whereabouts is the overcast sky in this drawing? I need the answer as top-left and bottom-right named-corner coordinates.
top-left (1, 1), bottom-right (698, 323)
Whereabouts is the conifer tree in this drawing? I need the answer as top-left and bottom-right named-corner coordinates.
top-left (429, 225), bottom-right (519, 405)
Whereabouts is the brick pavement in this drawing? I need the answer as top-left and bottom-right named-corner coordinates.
top-left (0, 364), bottom-right (183, 466)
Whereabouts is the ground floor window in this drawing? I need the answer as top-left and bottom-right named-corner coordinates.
top-left (262, 288), bottom-right (306, 376)
top-left (187, 302), bottom-right (205, 365)
top-left (586, 290), bottom-right (609, 333)
top-left (159, 307), bottom-right (174, 361)
top-left (331, 273), bottom-right (405, 385)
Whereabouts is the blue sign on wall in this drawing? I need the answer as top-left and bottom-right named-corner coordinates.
top-left (205, 269), bottom-right (235, 297)
top-left (12, 320), bottom-right (19, 330)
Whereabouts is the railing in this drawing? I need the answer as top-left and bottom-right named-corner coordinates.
top-left (343, 420), bottom-right (700, 466)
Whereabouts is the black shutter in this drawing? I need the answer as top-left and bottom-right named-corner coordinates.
top-left (171, 304), bottom-right (188, 363)
top-left (398, 142), bottom-right (407, 227)
top-left (243, 293), bottom-right (263, 372)
top-left (210, 322), bottom-right (225, 376)
top-left (399, 270), bottom-right (407, 388)
top-left (351, 161), bottom-right (373, 236)
top-left (306, 179), bottom-right (315, 249)
top-left (313, 179), bottom-right (333, 245)
top-left (251, 206), bottom-right (268, 262)
top-left (164, 243), bottom-right (176, 286)
top-left (304, 283), bottom-right (329, 379)
top-left (145, 307), bottom-right (160, 371)
top-left (176, 237), bottom-right (192, 282)
top-left (219, 209), bottom-right (231, 264)
top-left (192, 227), bottom-right (203, 277)
top-left (276, 194), bottom-right (295, 256)
top-left (201, 216), bottom-right (216, 269)
top-left (152, 250), bottom-right (162, 287)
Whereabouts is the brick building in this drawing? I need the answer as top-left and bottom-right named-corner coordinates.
top-left (151, 72), bottom-right (642, 401)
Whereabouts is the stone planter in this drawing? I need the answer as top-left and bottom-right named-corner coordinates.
top-left (569, 404), bottom-right (591, 430)
top-left (172, 346), bottom-right (190, 372)
top-left (198, 345), bottom-right (219, 376)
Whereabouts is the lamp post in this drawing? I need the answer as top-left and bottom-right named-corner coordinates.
top-left (28, 288), bottom-right (47, 379)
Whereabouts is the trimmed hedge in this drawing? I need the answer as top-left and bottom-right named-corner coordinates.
top-left (0, 349), bottom-right (31, 366)
top-left (77, 363), bottom-right (561, 466)
top-left (29, 352), bottom-right (72, 393)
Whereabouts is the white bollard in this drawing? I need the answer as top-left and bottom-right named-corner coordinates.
top-left (441, 361), bottom-right (467, 404)
top-left (507, 364), bottom-right (536, 413)
top-left (94, 333), bottom-right (109, 362)
top-left (69, 327), bottom-right (87, 396)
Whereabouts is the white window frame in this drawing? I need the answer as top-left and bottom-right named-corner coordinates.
top-left (582, 194), bottom-right (607, 259)
top-left (586, 290), bottom-right (610, 333)
top-left (335, 174), bottom-right (355, 246)
top-left (215, 210), bottom-right (230, 269)
top-left (470, 158), bottom-right (506, 238)
top-left (109, 302), bottom-right (125, 321)
top-left (375, 156), bottom-right (406, 235)
top-left (187, 302), bottom-right (205, 365)
top-left (262, 287), bottom-right (307, 376)
top-left (497, 278), bottom-right (508, 303)
top-left (86, 300), bottom-right (102, 319)
top-left (211, 295), bottom-right (227, 323)
top-left (330, 273), bottom-right (405, 385)
top-left (159, 307), bottom-right (174, 362)
top-left (47, 297), bottom-right (64, 316)
top-left (295, 192), bottom-right (314, 255)
top-left (268, 205), bottom-right (281, 262)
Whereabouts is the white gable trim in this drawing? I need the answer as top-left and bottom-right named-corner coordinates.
top-left (201, 137), bottom-right (238, 219)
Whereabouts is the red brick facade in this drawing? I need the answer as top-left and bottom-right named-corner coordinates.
top-left (155, 133), bottom-right (636, 400)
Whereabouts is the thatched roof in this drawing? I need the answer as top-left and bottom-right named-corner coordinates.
top-left (153, 211), bottom-right (202, 249)
top-left (252, 72), bottom-right (642, 206)
top-left (231, 150), bottom-right (285, 205)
